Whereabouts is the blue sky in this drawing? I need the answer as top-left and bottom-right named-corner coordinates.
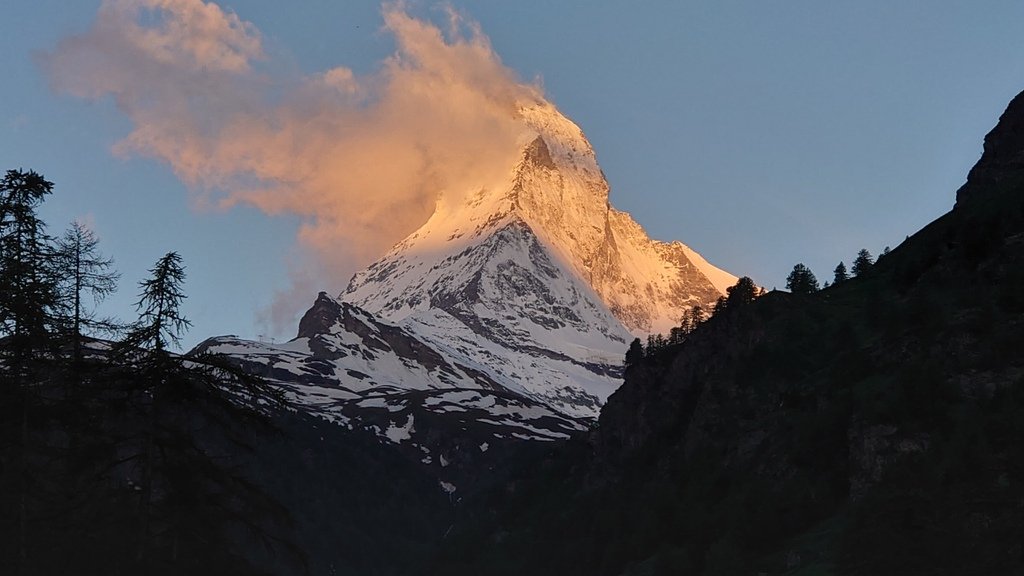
top-left (3, 1), bottom-right (1024, 349)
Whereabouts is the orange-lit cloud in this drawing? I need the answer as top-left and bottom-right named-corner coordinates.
top-left (43, 0), bottom-right (542, 331)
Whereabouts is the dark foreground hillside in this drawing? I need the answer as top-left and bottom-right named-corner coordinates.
top-left (0, 342), bottom-right (468, 576)
top-left (427, 91), bottom-right (1024, 575)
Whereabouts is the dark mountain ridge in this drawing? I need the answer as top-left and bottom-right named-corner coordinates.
top-left (426, 90), bottom-right (1024, 575)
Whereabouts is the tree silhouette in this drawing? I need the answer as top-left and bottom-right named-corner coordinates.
top-left (0, 169), bottom-right (61, 571)
top-left (123, 252), bottom-right (191, 354)
top-left (713, 295), bottom-right (727, 315)
top-left (726, 277), bottom-right (758, 307)
top-left (116, 252), bottom-right (192, 563)
top-left (833, 261), bottom-right (848, 284)
top-left (852, 249), bottom-right (874, 277)
top-left (691, 305), bottom-right (706, 327)
top-left (625, 338), bottom-right (643, 366)
top-left (113, 252), bottom-right (293, 572)
top-left (681, 305), bottom-right (706, 334)
top-left (0, 174), bottom-right (297, 573)
top-left (785, 263), bottom-right (820, 294)
top-left (54, 221), bottom-right (120, 364)
top-left (0, 169), bottom-right (59, 356)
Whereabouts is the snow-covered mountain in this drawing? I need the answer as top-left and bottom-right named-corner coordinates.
top-left (339, 100), bottom-right (733, 413)
top-left (195, 295), bottom-right (592, 490)
top-left (346, 101), bottom-right (733, 337)
top-left (201, 99), bottom-right (735, 454)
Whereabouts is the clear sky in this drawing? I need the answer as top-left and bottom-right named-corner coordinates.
top-left (3, 1), bottom-right (1024, 350)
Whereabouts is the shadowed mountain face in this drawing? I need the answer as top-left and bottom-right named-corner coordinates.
top-left (423, 91), bottom-right (1024, 576)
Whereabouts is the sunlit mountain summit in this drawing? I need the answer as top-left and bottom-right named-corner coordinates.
top-left (201, 99), bottom-right (735, 444)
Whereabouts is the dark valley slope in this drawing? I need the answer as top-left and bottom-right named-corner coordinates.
top-left (425, 91), bottom-right (1024, 576)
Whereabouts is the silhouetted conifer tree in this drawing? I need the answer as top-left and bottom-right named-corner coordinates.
top-left (0, 169), bottom-right (59, 356)
top-left (123, 252), bottom-right (190, 355)
top-left (109, 252), bottom-right (294, 573)
top-left (679, 305), bottom-right (706, 335)
top-left (726, 277), bottom-right (758, 307)
top-left (625, 338), bottom-right (643, 366)
top-left (833, 261), bottom-right (848, 284)
top-left (785, 263), bottom-right (820, 294)
top-left (116, 252), bottom-right (191, 564)
top-left (0, 169), bottom-right (62, 572)
top-left (54, 220), bottom-right (120, 365)
top-left (852, 249), bottom-right (874, 277)
top-left (713, 295), bottom-right (727, 316)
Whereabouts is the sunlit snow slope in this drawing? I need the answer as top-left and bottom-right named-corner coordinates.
top-left (205, 99), bottom-right (735, 440)
top-left (341, 101), bottom-right (734, 414)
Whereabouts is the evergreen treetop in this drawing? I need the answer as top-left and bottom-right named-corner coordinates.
top-left (852, 249), bottom-right (874, 277)
top-left (126, 252), bottom-right (191, 353)
top-left (54, 221), bottom-right (120, 362)
top-left (725, 277), bottom-right (758, 307)
top-left (0, 169), bottom-right (59, 355)
top-left (785, 263), bottom-right (819, 294)
top-left (833, 261), bottom-right (848, 284)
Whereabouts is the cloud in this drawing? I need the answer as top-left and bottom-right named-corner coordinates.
top-left (42, 0), bottom-right (542, 332)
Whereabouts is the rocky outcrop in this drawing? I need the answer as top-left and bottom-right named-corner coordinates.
top-left (296, 291), bottom-right (343, 339)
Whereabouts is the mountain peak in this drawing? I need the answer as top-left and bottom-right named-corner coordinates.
top-left (296, 291), bottom-right (342, 339)
top-left (517, 101), bottom-right (605, 183)
top-left (347, 98), bottom-right (735, 336)
top-left (337, 98), bottom-right (737, 415)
